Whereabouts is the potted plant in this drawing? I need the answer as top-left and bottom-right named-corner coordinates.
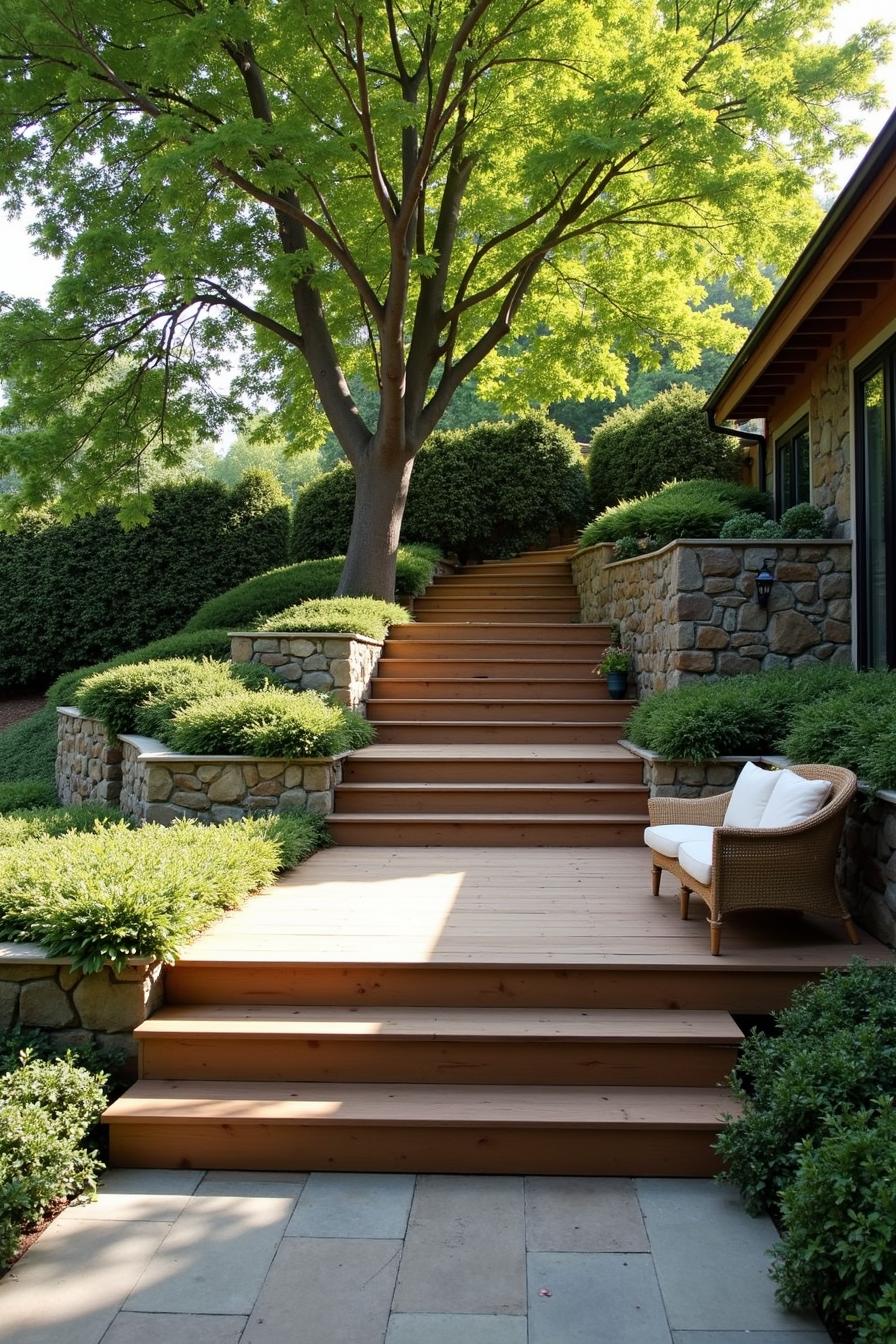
top-left (595, 645), bottom-right (631, 699)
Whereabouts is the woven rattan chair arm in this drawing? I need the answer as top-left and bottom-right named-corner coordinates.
top-left (648, 793), bottom-right (730, 826)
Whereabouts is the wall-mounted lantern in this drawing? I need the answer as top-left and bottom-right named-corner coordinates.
top-left (756, 559), bottom-right (776, 609)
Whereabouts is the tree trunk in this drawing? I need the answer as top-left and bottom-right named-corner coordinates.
top-left (337, 446), bottom-right (415, 600)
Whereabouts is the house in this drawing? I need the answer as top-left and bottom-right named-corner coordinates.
top-left (706, 106), bottom-right (896, 668)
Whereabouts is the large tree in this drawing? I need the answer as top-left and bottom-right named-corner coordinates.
top-left (0, 1), bottom-right (887, 596)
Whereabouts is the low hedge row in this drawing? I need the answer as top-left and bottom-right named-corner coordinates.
top-left (578, 479), bottom-right (771, 549)
top-left (76, 657), bottom-right (272, 738)
top-left (259, 597), bottom-right (410, 642)
top-left (628, 666), bottom-right (896, 790)
top-left (0, 809), bottom-right (327, 971)
top-left (719, 963), bottom-right (896, 1342)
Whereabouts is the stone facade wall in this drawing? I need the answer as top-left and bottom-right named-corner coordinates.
top-left (232, 632), bottom-right (383, 710)
top-left (0, 950), bottom-right (162, 1061)
top-left (56, 709), bottom-right (123, 806)
top-left (809, 343), bottom-right (851, 538)
top-left (571, 540), bottom-right (853, 698)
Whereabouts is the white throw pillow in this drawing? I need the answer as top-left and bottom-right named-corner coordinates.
top-left (723, 761), bottom-right (781, 829)
top-left (644, 824), bottom-right (715, 858)
top-left (758, 770), bottom-right (831, 829)
top-left (679, 838), bottom-right (713, 887)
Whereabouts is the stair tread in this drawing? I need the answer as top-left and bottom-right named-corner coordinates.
top-left (104, 1081), bottom-right (738, 1128)
top-left (337, 782), bottom-right (646, 793)
top-left (329, 813), bottom-right (647, 823)
top-left (352, 745), bottom-right (636, 760)
top-left (136, 1006), bottom-right (742, 1043)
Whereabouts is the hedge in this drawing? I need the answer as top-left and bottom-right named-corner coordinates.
top-left (578, 479), bottom-right (771, 549)
top-left (184, 544), bottom-right (440, 633)
top-left (169, 688), bottom-right (374, 758)
top-left (0, 469), bottom-right (290, 689)
top-left (76, 657), bottom-right (272, 739)
top-left (259, 597), bottom-right (411, 641)
top-left (0, 811), bottom-right (327, 971)
top-left (291, 416), bottom-right (590, 562)
top-left (587, 383), bottom-right (744, 512)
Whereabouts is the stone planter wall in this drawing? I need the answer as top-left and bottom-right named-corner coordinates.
top-left (231, 631), bottom-right (383, 710)
top-left (57, 709), bottom-right (344, 824)
top-left (56, 710), bottom-right (123, 806)
top-left (571, 539), bottom-right (853, 698)
top-left (0, 947), bottom-right (162, 1060)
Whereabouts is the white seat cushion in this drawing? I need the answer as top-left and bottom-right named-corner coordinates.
top-left (758, 769), bottom-right (831, 829)
top-left (723, 761), bottom-right (781, 829)
top-left (644, 824), bottom-right (715, 859)
top-left (679, 838), bottom-right (714, 887)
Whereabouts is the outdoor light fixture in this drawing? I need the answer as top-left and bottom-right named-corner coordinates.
top-left (755, 559), bottom-right (775, 609)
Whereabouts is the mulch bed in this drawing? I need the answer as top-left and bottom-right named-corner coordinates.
top-left (0, 692), bottom-right (46, 730)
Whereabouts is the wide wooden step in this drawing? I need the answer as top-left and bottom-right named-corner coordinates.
top-left (415, 603), bottom-right (581, 619)
top-left (136, 1006), bottom-right (741, 1086)
top-left (382, 642), bottom-right (608, 663)
top-left (388, 623), bottom-right (607, 643)
top-left (327, 813), bottom-right (646, 845)
top-left (370, 721), bottom-right (628, 744)
top-left (366, 698), bottom-right (635, 722)
top-left (375, 658), bottom-right (601, 679)
top-left (372, 678), bottom-right (613, 701)
top-left (103, 1080), bottom-right (737, 1175)
top-left (341, 745), bottom-right (645, 785)
top-left (432, 577), bottom-right (575, 592)
top-left (457, 565), bottom-right (573, 579)
top-left (333, 782), bottom-right (647, 816)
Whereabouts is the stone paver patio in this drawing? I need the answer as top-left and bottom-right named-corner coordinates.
top-left (0, 1171), bottom-right (828, 1343)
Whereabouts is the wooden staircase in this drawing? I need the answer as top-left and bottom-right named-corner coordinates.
top-left (103, 545), bottom-right (747, 1175)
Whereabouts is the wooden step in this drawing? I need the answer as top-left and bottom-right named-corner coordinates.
top-left (381, 642), bottom-right (609, 662)
top-left (457, 565), bottom-right (573, 579)
top-left (341, 746), bottom-right (645, 785)
top-left (370, 721), bottom-right (628, 744)
top-left (333, 782), bottom-right (647, 816)
top-left (103, 1080), bottom-right (736, 1175)
top-left (432, 576), bottom-right (575, 590)
top-left (136, 1006), bottom-right (741, 1086)
top-left (388, 624), bottom-right (608, 643)
top-left (415, 602), bottom-right (581, 618)
top-left (366, 698), bottom-right (635, 722)
top-left (327, 813), bottom-right (646, 846)
top-left (375, 658), bottom-right (602, 679)
top-left (372, 678), bottom-right (612, 701)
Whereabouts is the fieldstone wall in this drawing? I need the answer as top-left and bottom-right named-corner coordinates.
top-left (232, 632), bottom-right (383, 710)
top-left (0, 948), bottom-right (162, 1061)
top-left (571, 540), bottom-right (853, 698)
top-left (56, 709), bottom-right (123, 806)
top-left (809, 344), bottom-right (851, 538)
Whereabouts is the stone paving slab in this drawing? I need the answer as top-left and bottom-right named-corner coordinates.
top-left (286, 1171), bottom-right (415, 1239)
top-left (528, 1251), bottom-right (672, 1344)
top-left (60, 1169), bottom-right (205, 1224)
top-left (386, 1314), bottom-right (529, 1343)
top-left (671, 1334), bottom-right (831, 1343)
top-left (525, 1176), bottom-right (649, 1252)
top-left (101, 1312), bottom-right (248, 1343)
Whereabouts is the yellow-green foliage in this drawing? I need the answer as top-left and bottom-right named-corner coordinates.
top-left (259, 597), bottom-right (410, 641)
top-left (169, 688), bottom-right (374, 758)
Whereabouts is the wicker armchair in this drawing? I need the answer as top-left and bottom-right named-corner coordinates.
top-left (647, 764), bottom-right (861, 955)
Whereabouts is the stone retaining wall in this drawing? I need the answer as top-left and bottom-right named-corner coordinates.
top-left (0, 947), bottom-right (161, 1061)
top-left (56, 710), bottom-right (123, 806)
top-left (571, 539), bottom-right (853, 697)
top-left (231, 631), bottom-right (383, 710)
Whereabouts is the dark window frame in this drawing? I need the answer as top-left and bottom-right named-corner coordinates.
top-left (774, 414), bottom-right (811, 515)
top-left (855, 334), bottom-right (896, 669)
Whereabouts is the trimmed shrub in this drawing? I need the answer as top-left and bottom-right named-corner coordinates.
top-left (587, 384), bottom-right (744, 512)
top-left (717, 963), bottom-right (896, 1215)
top-left (0, 812), bottom-right (327, 971)
top-left (168, 688), bottom-right (374, 758)
top-left (719, 503), bottom-right (828, 541)
top-left (719, 510), bottom-right (783, 539)
top-left (611, 535), bottom-right (659, 560)
top-left (46, 628), bottom-right (234, 711)
top-left (0, 1053), bottom-right (108, 1267)
top-left (184, 544), bottom-right (440, 632)
top-left (0, 805), bottom-right (121, 847)
top-left (259, 597), bottom-right (411, 642)
top-left (291, 416), bottom-right (590, 562)
top-left (75, 657), bottom-right (272, 739)
top-left (0, 470), bottom-right (289, 689)
top-left (770, 1100), bottom-right (896, 1343)
top-left (0, 779), bottom-right (57, 812)
top-left (579, 479), bottom-right (771, 549)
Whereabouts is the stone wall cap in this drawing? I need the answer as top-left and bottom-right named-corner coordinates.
top-left (229, 629), bottom-right (385, 647)
top-left (130, 744), bottom-right (350, 766)
top-left (0, 941), bottom-right (155, 968)
top-left (573, 536), bottom-right (852, 569)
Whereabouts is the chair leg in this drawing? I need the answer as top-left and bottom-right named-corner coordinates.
top-left (651, 864), bottom-right (662, 897)
top-left (709, 919), bottom-right (722, 956)
top-left (843, 915), bottom-right (861, 946)
top-left (679, 885), bottom-right (690, 920)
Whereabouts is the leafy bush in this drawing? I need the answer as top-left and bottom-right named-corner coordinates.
top-left (0, 1053), bottom-right (108, 1266)
top-left (0, 707), bottom-right (59, 789)
top-left (0, 805), bottom-right (122, 847)
top-left (719, 510), bottom-right (783, 539)
top-left (579, 479), bottom-right (770, 548)
top-left (76, 657), bottom-right (272, 739)
top-left (46, 628), bottom-right (234, 711)
top-left (587, 384), bottom-right (745, 511)
top-left (0, 812), bottom-right (327, 971)
top-left (0, 779), bottom-right (57, 812)
top-left (611, 535), bottom-right (660, 560)
top-left (719, 503), bottom-right (828, 540)
top-left (259, 597), bottom-right (411, 641)
top-left (0, 470), bottom-right (289, 689)
top-left (717, 962), bottom-right (896, 1216)
top-left (184, 544), bottom-right (440, 632)
top-left (770, 1100), bottom-right (896, 1343)
top-left (780, 673), bottom-right (896, 784)
top-left (292, 416), bottom-right (589, 562)
top-left (169, 688), bottom-right (374, 759)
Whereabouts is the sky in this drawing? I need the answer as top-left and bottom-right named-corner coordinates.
top-left (0, 0), bottom-right (893, 305)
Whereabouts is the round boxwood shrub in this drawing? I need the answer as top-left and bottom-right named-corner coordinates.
top-left (291, 415), bottom-right (590, 562)
top-left (587, 383), bottom-right (745, 511)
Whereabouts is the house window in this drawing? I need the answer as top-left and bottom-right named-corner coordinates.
top-left (856, 337), bottom-right (896, 668)
top-left (775, 417), bottom-right (811, 514)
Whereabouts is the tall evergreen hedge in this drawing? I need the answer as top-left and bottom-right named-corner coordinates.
top-left (292, 415), bottom-right (590, 562)
top-left (0, 469), bottom-right (289, 689)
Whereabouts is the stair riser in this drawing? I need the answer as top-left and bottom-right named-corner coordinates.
top-left (333, 787), bottom-right (647, 816)
top-left (164, 963), bottom-right (820, 1013)
top-left (371, 681), bottom-right (612, 701)
top-left (375, 660), bottom-right (602, 678)
top-left (389, 625), bottom-right (609, 642)
top-left (415, 605), bottom-right (581, 618)
top-left (108, 1122), bottom-right (723, 1176)
top-left (382, 644), bottom-right (609, 662)
top-left (328, 818), bottom-right (645, 845)
top-left (340, 759), bottom-right (645, 785)
top-left (432, 579), bottom-right (575, 591)
top-left (367, 700), bottom-right (634, 722)
top-left (370, 723), bottom-right (626, 743)
top-left (139, 1038), bottom-right (737, 1087)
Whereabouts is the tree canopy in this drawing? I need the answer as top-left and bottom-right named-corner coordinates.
top-left (0, 0), bottom-right (888, 591)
